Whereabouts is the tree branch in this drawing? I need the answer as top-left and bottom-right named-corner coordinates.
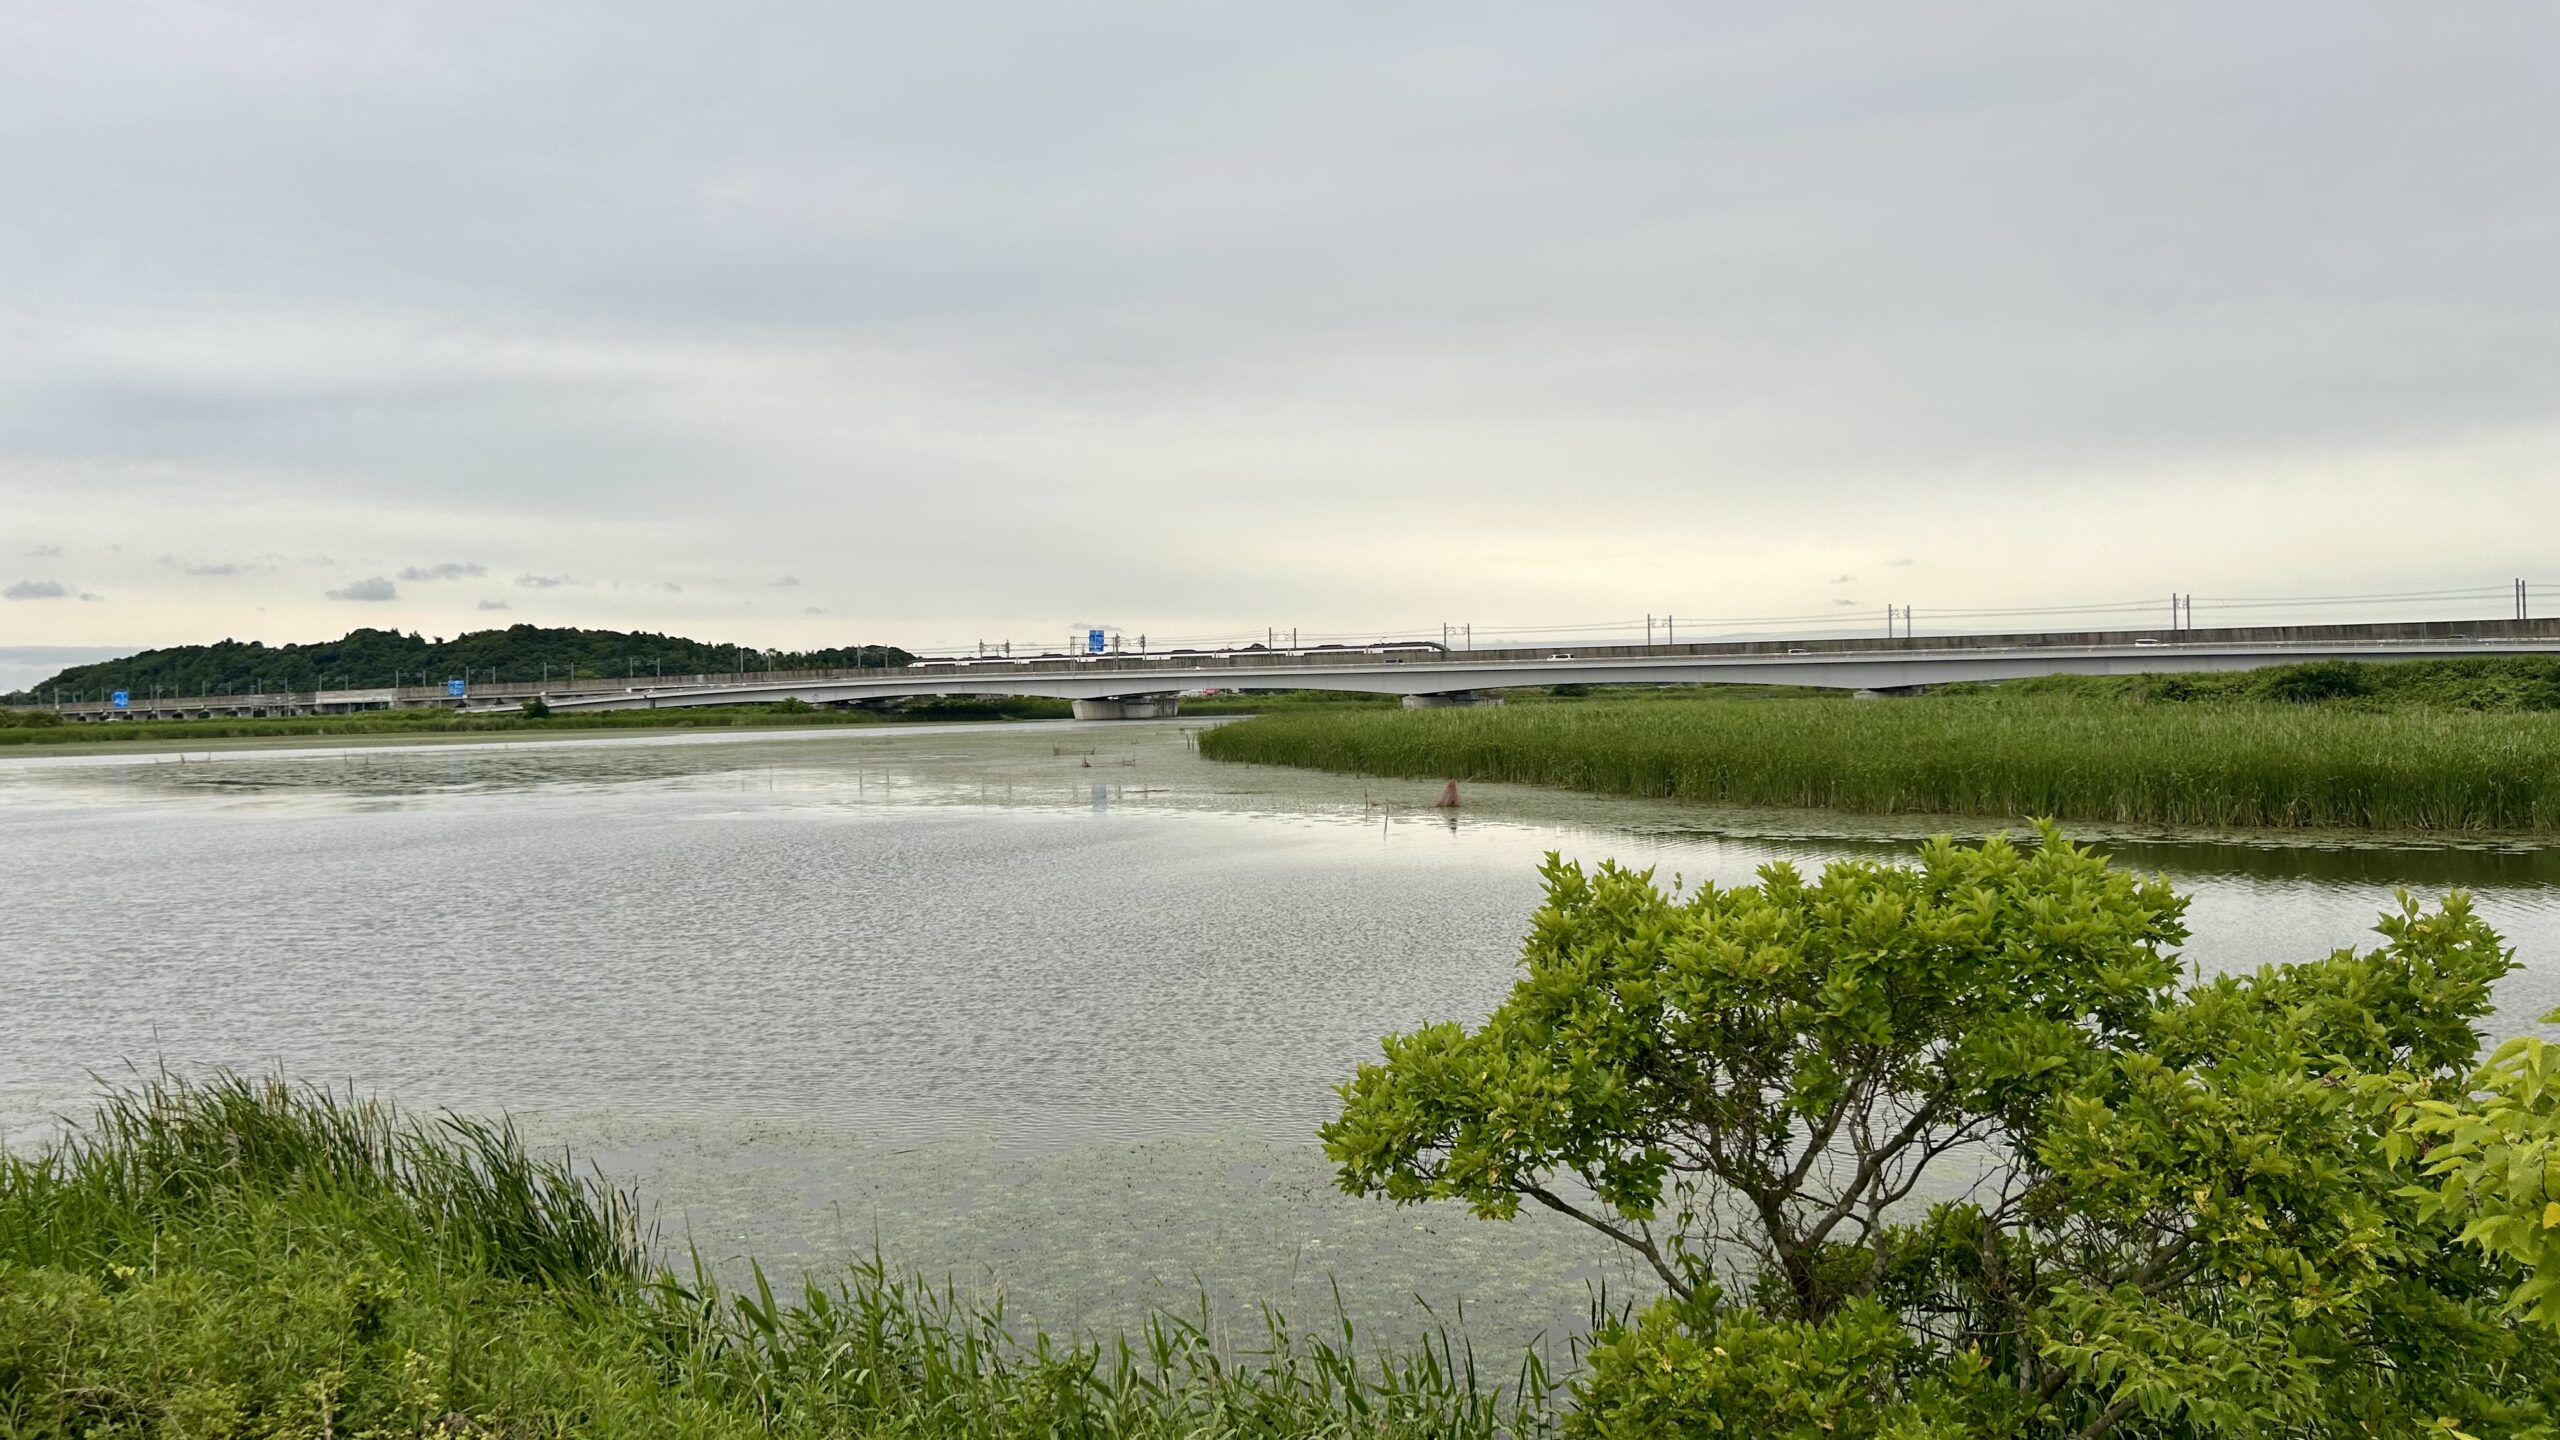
top-left (1522, 1184), bottom-right (1695, 1302)
top-left (2076, 1392), bottom-right (2143, 1439)
top-left (1803, 1089), bottom-right (1954, 1251)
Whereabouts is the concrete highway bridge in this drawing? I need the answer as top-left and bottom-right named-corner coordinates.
top-left (36, 617), bottom-right (2560, 722)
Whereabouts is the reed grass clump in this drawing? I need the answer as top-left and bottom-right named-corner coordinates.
top-left (0, 1074), bottom-right (1555, 1438)
top-left (1197, 696), bottom-right (2560, 831)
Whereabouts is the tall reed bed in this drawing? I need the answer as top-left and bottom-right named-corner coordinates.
top-left (1196, 697), bottom-right (2560, 831)
top-left (0, 1075), bottom-right (1556, 1438)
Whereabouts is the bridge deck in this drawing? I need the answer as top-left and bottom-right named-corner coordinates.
top-left (25, 617), bottom-right (2560, 721)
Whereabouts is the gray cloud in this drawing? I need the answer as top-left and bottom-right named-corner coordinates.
top-left (5, 580), bottom-right (69, 600)
top-left (0, 5), bottom-right (2553, 651)
top-left (397, 561), bottom-right (486, 581)
top-left (477, 597), bottom-right (510, 610)
top-left (25, 544), bottom-right (62, 558)
top-left (156, 554), bottom-right (274, 577)
top-left (325, 576), bottom-right (398, 601)
top-left (79, 592), bottom-right (103, 602)
top-left (0, 643), bottom-right (130, 691)
top-left (1830, 574), bottom-right (1856, 585)
top-left (770, 576), bottom-right (801, 588)
top-left (514, 573), bottom-right (579, 589)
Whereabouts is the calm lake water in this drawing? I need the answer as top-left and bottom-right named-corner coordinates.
top-left (5, 718), bottom-right (2557, 1354)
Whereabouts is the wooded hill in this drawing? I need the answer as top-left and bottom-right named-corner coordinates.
top-left (9, 625), bottom-right (914, 701)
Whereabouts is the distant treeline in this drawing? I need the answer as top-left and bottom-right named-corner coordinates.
top-left (9, 625), bottom-right (914, 703)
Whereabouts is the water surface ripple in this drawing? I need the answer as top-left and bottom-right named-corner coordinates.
top-left (5, 720), bottom-right (2554, 1345)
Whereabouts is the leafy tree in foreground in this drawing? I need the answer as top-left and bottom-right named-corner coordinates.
top-left (1324, 823), bottom-right (2557, 1437)
top-left (2404, 1014), bottom-right (2560, 1332)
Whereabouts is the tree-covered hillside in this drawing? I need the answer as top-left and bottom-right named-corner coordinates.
top-left (8, 626), bottom-right (912, 702)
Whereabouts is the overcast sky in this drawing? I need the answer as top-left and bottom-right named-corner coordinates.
top-left (3, 3), bottom-right (2556, 683)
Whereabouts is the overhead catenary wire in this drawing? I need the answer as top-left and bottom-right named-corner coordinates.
top-left (879, 581), bottom-right (2549, 661)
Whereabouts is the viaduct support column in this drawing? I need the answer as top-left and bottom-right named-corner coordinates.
top-left (1072, 694), bottom-right (1183, 721)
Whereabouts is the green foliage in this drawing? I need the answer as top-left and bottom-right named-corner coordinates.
top-left (6, 624), bottom-right (915, 703)
top-left (520, 695), bottom-right (552, 718)
top-left (0, 702), bottom-right (910, 747)
top-left (1180, 690), bottom-right (1406, 715)
top-left (895, 694), bottom-right (1074, 721)
top-left (2258, 659), bottom-right (2376, 704)
top-left (1326, 827), bottom-right (2560, 1435)
top-left (1996, 657), bottom-right (2560, 711)
top-left (1199, 696), bottom-right (2560, 830)
top-left (0, 1075), bottom-right (1555, 1439)
top-left (2404, 1012), bottom-right (2560, 1330)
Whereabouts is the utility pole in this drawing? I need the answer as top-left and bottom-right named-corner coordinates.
top-left (2520, 578), bottom-right (2531, 621)
top-left (1663, 615), bottom-right (1673, 645)
top-left (1646, 614), bottom-right (1654, 646)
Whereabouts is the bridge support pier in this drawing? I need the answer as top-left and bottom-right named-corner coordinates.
top-left (1401, 691), bottom-right (1503, 709)
top-left (1072, 694), bottom-right (1183, 721)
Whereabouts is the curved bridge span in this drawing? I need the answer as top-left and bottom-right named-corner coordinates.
top-left (526, 618), bottom-right (2560, 719)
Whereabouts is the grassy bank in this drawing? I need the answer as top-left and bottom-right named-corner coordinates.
top-left (0, 696), bottom-right (1073, 747)
top-left (1980, 654), bottom-right (2560, 710)
top-left (1179, 690), bottom-right (1404, 716)
top-left (1197, 693), bottom-right (2560, 831)
top-left (0, 1075), bottom-right (1551, 1438)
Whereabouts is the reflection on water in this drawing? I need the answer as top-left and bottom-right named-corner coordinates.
top-left (3, 719), bottom-right (2555, 1347)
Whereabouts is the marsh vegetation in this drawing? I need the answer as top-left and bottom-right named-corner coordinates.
top-left (1199, 660), bottom-right (2560, 832)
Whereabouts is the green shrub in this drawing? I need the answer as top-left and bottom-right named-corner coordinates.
top-left (1327, 828), bottom-right (2559, 1435)
top-left (2257, 659), bottom-right (2374, 704)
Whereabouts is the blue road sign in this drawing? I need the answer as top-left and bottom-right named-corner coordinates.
top-left (1087, 628), bottom-right (1106, 654)
top-left (110, 690), bottom-right (130, 709)
top-left (446, 679), bottom-right (467, 697)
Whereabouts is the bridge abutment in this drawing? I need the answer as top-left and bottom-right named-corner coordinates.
top-left (1071, 694), bottom-right (1183, 721)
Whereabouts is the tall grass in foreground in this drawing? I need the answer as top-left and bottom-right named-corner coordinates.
top-left (1197, 697), bottom-right (2560, 831)
top-left (0, 1075), bottom-right (1556, 1438)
